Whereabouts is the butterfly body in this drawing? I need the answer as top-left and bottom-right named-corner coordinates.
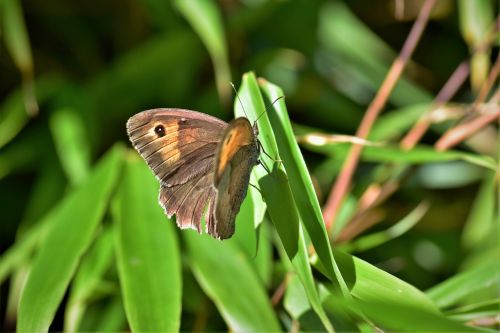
top-left (126, 108), bottom-right (259, 240)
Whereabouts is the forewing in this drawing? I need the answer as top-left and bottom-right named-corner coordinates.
top-left (127, 108), bottom-right (227, 232)
top-left (127, 108), bottom-right (227, 185)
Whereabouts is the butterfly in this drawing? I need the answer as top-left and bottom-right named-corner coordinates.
top-left (126, 109), bottom-right (260, 240)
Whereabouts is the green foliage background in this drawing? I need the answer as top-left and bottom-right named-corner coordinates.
top-left (0, 0), bottom-right (498, 331)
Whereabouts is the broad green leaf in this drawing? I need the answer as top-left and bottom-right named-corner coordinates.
top-left (426, 261), bottom-right (500, 309)
top-left (113, 155), bottom-right (182, 332)
top-left (185, 232), bottom-right (281, 332)
top-left (17, 145), bottom-right (124, 332)
top-left (174, 0), bottom-right (231, 105)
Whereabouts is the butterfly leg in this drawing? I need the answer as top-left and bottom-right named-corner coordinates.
top-left (257, 159), bottom-right (272, 175)
top-left (249, 182), bottom-right (262, 194)
top-left (258, 140), bottom-right (282, 164)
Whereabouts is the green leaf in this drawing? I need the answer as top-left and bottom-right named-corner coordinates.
top-left (237, 74), bottom-right (334, 332)
top-left (426, 261), bottom-right (500, 309)
top-left (458, 0), bottom-right (494, 90)
top-left (461, 171), bottom-right (496, 249)
top-left (174, 0), bottom-right (231, 105)
top-left (50, 108), bottom-right (91, 186)
top-left (318, 1), bottom-right (432, 107)
top-left (185, 232), bottom-right (282, 332)
top-left (340, 202), bottom-right (429, 253)
top-left (302, 141), bottom-right (496, 171)
top-left (113, 154), bottom-right (182, 332)
top-left (329, 297), bottom-right (481, 332)
top-left (257, 77), bottom-right (350, 297)
top-left (369, 103), bottom-right (431, 141)
top-left (333, 251), bottom-right (439, 313)
top-left (17, 145), bottom-right (124, 332)
top-left (64, 227), bottom-right (115, 332)
top-left (0, 76), bottom-right (65, 150)
top-left (0, 0), bottom-right (38, 115)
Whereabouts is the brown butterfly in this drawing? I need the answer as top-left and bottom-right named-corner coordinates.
top-left (126, 109), bottom-right (260, 240)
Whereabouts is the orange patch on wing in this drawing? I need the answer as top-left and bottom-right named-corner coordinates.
top-left (217, 122), bottom-right (253, 178)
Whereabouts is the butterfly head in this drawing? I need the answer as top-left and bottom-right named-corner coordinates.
top-left (252, 120), bottom-right (259, 137)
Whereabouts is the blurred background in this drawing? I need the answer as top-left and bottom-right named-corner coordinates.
top-left (1, 0), bottom-right (498, 330)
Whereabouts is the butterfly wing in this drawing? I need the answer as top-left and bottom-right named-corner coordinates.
top-left (209, 117), bottom-right (259, 239)
top-left (127, 108), bottom-right (227, 232)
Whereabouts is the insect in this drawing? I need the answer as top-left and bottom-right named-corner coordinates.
top-left (126, 109), bottom-right (260, 240)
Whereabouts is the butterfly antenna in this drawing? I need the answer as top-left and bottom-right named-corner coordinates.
top-left (254, 95), bottom-right (285, 123)
top-left (230, 82), bottom-right (249, 119)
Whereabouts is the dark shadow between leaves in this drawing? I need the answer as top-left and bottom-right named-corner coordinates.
top-left (258, 166), bottom-right (299, 259)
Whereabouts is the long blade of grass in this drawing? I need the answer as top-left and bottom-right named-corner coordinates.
top-left (0, 76), bottom-right (65, 150)
top-left (174, 0), bottom-right (231, 105)
top-left (257, 77), bottom-right (350, 297)
top-left (113, 154), bottom-right (182, 332)
top-left (324, 296), bottom-right (481, 332)
top-left (17, 145), bottom-right (124, 331)
top-left (237, 74), bottom-right (335, 331)
top-left (340, 201), bottom-right (429, 253)
top-left (426, 261), bottom-right (500, 309)
top-left (461, 171), bottom-right (496, 249)
top-left (302, 141), bottom-right (496, 171)
top-left (50, 108), bottom-right (91, 186)
top-left (64, 227), bottom-right (115, 332)
top-left (0, 0), bottom-right (38, 115)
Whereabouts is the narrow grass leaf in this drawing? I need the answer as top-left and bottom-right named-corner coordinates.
top-left (17, 145), bottom-right (124, 332)
top-left (303, 142), bottom-right (496, 170)
top-left (461, 171), bottom-right (496, 249)
top-left (1, 0), bottom-right (38, 115)
top-left (260, 171), bottom-right (333, 332)
top-left (237, 74), bottom-right (334, 331)
top-left (113, 155), bottom-right (182, 332)
top-left (0, 76), bottom-right (66, 149)
top-left (50, 108), bottom-right (91, 186)
top-left (333, 250), bottom-right (439, 313)
top-left (174, 0), bottom-right (231, 104)
top-left (333, 298), bottom-right (481, 332)
top-left (458, 0), bottom-right (494, 90)
top-left (426, 261), bottom-right (500, 309)
top-left (369, 103), bottom-right (431, 141)
top-left (258, 78), bottom-right (350, 297)
top-left (340, 202), bottom-right (429, 253)
top-left (185, 232), bottom-right (281, 332)
top-left (64, 227), bottom-right (115, 332)
top-left (318, 1), bottom-right (432, 106)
